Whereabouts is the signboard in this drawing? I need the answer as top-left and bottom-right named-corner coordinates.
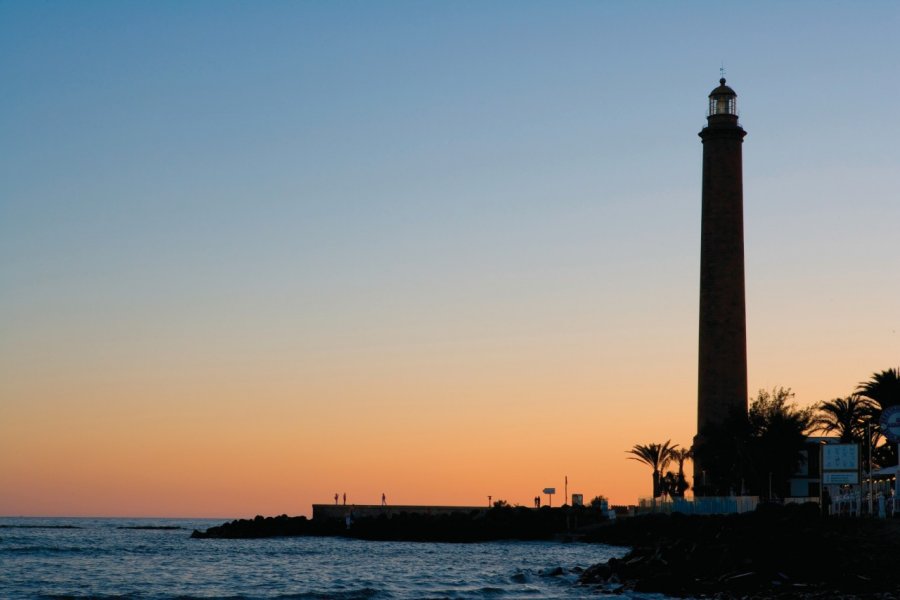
top-left (542, 488), bottom-right (556, 494)
top-left (821, 444), bottom-right (860, 491)
top-left (572, 494), bottom-right (583, 507)
top-left (881, 406), bottom-right (900, 443)
top-left (822, 444), bottom-right (859, 470)
top-left (824, 472), bottom-right (859, 485)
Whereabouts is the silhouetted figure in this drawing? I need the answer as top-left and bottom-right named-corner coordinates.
top-left (343, 492), bottom-right (346, 506)
top-left (334, 493), bottom-right (339, 505)
top-left (534, 496), bottom-right (541, 508)
top-left (381, 493), bottom-right (387, 506)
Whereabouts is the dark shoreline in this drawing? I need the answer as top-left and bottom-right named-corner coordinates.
top-left (579, 504), bottom-right (900, 598)
top-left (192, 503), bottom-right (900, 598)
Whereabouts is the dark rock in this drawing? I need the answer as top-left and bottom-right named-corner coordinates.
top-left (191, 515), bottom-right (312, 539)
top-left (509, 571), bottom-right (528, 583)
top-left (579, 505), bottom-right (900, 597)
top-left (579, 562), bottom-right (612, 583)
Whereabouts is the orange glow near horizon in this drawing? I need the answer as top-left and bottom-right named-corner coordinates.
top-left (2, 327), bottom-right (894, 518)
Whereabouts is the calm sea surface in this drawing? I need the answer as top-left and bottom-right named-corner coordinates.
top-left (0, 517), bottom-right (667, 600)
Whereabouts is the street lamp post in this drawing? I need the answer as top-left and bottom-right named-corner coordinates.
top-left (868, 422), bottom-right (874, 516)
top-left (818, 441), bottom-right (824, 514)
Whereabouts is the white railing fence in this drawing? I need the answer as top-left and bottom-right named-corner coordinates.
top-left (637, 496), bottom-right (759, 515)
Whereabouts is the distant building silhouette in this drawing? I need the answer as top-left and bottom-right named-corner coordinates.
top-left (694, 79), bottom-right (748, 495)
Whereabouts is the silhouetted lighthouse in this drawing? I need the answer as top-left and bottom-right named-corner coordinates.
top-left (695, 79), bottom-right (748, 494)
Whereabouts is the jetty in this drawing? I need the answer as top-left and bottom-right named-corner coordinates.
top-left (312, 504), bottom-right (486, 521)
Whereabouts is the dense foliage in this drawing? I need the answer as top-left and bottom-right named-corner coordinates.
top-left (693, 387), bottom-right (812, 498)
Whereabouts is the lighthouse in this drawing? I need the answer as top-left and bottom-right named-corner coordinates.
top-left (695, 78), bottom-right (748, 495)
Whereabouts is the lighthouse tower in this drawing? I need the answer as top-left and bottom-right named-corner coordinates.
top-left (695, 79), bottom-right (748, 494)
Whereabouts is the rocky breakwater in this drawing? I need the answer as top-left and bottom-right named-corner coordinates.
top-left (579, 503), bottom-right (900, 598)
top-left (191, 505), bottom-right (610, 541)
top-left (191, 515), bottom-right (332, 539)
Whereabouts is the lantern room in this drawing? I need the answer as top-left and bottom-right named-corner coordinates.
top-left (708, 78), bottom-right (737, 117)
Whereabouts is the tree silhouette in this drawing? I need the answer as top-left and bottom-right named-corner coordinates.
top-left (627, 440), bottom-right (678, 499)
top-left (812, 395), bottom-right (875, 443)
top-left (857, 368), bottom-right (900, 411)
top-left (857, 367), bottom-right (900, 467)
top-left (668, 447), bottom-right (693, 497)
top-left (748, 387), bottom-right (814, 499)
top-left (694, 388), bottom-right (812, 498)
top-left (589, 495), bottom-right (608, 509)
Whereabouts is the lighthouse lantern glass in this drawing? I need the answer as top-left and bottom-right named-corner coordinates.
top-left (709, 94), bottom-right (736, 117)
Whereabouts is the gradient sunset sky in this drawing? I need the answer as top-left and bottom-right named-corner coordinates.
top-left (2, 1), bottom-right (898, 518)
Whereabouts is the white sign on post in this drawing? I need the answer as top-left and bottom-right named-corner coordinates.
top-left (881, 406), bottom-right (900, 500)
top-left (542, 487), bottom-right (556, 508)
top-left (824, 472), bottom-right (859, 485)
top-left (881, 406), bottom-right (900, 443)
top-left (822, 444), bottom-right (859, 470)
top-left (821, 444), bottom-right (860, 504)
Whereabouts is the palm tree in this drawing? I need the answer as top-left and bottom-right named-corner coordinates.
top-left (857, 368), bottom-right (900, 411)
top-left (858, 368), bottom-right (900, 467)
top-left (627, 440), bottom-right (677, 499)
top-left (670, 447), bottom-right (693, 497)
top-left (811, 395), bottom-right (875, 443)
top-left (659, 448), bottom-right (692, 498)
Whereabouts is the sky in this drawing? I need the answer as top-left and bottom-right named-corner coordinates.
top-left (1, 1), bottom-right (898, 518)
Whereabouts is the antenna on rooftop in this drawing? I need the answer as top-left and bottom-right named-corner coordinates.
top-left (720, 63), bottom-right (726, 79)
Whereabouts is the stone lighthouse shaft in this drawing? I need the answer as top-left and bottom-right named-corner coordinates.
top-left (694, 79), bottom-right (748, 495)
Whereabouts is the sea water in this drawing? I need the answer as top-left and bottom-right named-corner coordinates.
top-left (0, 517), bottom-right (662, 599)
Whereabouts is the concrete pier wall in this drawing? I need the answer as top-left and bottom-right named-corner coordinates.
top-left (312, 504), bottom-right (487, 521)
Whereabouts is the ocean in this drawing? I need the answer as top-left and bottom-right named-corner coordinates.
top-left (0, 516), bottom-right (658, 599)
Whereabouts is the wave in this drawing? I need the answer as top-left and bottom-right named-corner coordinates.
top-left (117, 526), bottom-right (186, 530)
top-left (170, 596), bottom-right (249, 600)
top-left (2, 545), bottom-right (97, 555)
top-left (412, 587), bottom-right (520, 599)
top-left (271, 589), bottom-right (384, 600)
top-left (41, 595), bottom-right (249, 600)
top-left (160, 591), bottom-right (386, 600)
top-left (41, 590), bottom-right (391, 600)
top-left (39, 595), bottom-right (139, 600)
top-left (0, 525), bottom-right (82, 529)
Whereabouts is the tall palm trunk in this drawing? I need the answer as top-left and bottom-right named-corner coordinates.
top-left (627, 441), bottom-right (677, 500)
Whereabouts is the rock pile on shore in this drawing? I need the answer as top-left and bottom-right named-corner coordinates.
top-left (191, 515), bottom-right (318, 539)
top-left (579, 503), bottom-right (900, 598)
